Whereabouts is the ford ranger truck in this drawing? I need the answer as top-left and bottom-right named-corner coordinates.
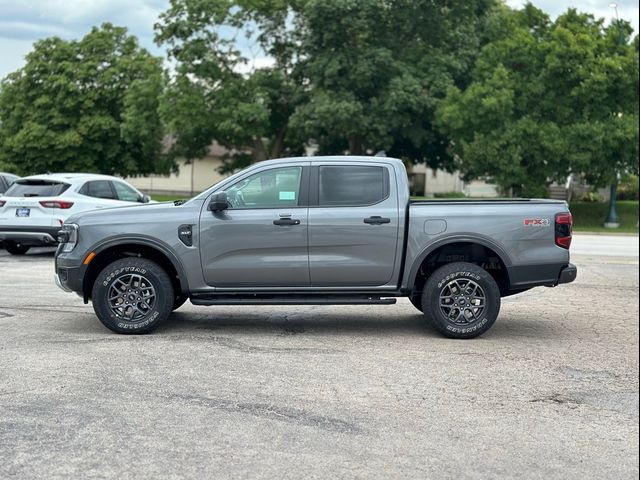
top-left (54, 156), bottom-right (577, 338)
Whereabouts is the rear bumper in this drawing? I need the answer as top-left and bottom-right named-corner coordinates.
top-left (0, 226), bottom-right (60, 246)
top-left (557, 263), bottom-right (577, 285)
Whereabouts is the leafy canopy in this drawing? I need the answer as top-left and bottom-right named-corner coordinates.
top-left (155, 0), bottom-right (308, 172)
top-left (155, 0), bottom-right (495, 171)
top-left (0, 24), bottom-right (168, 177)
top-left (437, 4), bottom-right (639, 197)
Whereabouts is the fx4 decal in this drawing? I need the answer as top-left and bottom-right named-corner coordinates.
top-left (524, 218), bottom-right (551, 227)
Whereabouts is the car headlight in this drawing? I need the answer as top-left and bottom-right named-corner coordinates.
top-left (58, 223), bottom-right (79, 253)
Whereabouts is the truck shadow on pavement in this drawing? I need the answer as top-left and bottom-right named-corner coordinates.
top-left (159, 311), bottom-right (434, 337)
top-left (147, 310), bottom-right (562, 340)
top-left (8, 304), bottom-right (560, 341)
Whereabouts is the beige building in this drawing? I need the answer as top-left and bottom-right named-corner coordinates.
top-left (407, 163), bottom-right (498, 198)
top-left (126, 143), bottom-right (228, 197)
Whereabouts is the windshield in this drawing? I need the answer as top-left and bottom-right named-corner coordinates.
top-left (5, 180), bottom-right (71, 197)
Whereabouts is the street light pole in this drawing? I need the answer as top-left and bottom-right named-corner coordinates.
top-left (604, 2), bottom-right (624, 228)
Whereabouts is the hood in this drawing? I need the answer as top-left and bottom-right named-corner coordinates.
top-left (65, 199), bottom-right (203, 226)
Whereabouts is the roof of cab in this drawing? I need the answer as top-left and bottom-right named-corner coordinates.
top-left (251, 155), bottom-right (404, 168)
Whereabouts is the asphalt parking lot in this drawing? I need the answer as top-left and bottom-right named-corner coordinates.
top-left (0, 236), bottom-right (638, 479)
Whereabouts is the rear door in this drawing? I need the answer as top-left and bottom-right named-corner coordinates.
top-left (78, 180), bottom-right (122, 209)
top-left (307, 162), bottom-right (400, 287)
top-left (199, 163), bottom-right (311, 288)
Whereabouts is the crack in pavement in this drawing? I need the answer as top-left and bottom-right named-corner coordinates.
top-left (47, 334), bottom-right (343, 354)
top-left (166, 392), bottom-right (366, 435)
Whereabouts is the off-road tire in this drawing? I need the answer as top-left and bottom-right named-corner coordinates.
top-left (4, 241), bottom-right (31, 255)
top-left (422, 262), bottom-right (500, 339)
top-left (92, 257), bottom-right (174, 334)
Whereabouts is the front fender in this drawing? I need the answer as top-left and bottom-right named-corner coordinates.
top-left (89, 235), bottom-right (190, 293)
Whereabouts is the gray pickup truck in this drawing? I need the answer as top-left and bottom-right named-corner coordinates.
top-left (54, 156), bottom-right (576, 338)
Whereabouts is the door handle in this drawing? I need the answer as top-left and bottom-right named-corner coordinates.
top-left (273, 218), bottom-right (301, 226)
top-left (364, 216), bottom-right (391, 225)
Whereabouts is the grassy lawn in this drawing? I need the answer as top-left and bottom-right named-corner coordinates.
top-left (152, 194), bottom-right (191, 202)
top-left (570, 200), bottom-right (638, 234)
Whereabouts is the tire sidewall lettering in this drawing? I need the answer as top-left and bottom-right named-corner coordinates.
top-left (437, 271), bottom-right (481, 290)
top-left (116, 310), bottom-right (160, 329)
top-left (102, 267), bottom-right (148, 287)
top-left (445, 317), bottom-right (488, 334)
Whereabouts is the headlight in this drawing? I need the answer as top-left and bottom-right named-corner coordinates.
top-left (58, 224), bottom-right (79, 253)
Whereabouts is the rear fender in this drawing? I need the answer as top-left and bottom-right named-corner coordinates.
top-left (404, 234), bottom-right (513, 289)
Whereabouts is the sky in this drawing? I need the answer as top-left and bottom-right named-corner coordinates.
top-left (0, 0), bottom-right (638, 80)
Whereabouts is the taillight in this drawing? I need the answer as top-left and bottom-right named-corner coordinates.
top-left (555, 213), bottom-right (573, 249)
top-left (39, 200), bottom-right (74, 209)
top-left (0, 200), bottom-right (5, 207)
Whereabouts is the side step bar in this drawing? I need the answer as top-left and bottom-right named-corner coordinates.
top-left (190, 294), bottom-right (397, 306)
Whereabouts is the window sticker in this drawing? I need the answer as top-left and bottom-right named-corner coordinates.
top-left (279, 191), bottom-right (296, 200)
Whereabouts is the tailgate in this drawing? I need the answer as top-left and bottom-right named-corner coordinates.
top-left (0, 197), bottom-right (56, 227)
top-left (0, 179), bottom-right (71, 228)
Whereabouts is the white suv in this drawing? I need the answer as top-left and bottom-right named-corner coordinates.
top-left (0, 173), bottom-right (152, 255)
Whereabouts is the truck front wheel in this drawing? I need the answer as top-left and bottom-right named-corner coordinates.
top-left (91, 257), bottom-right (174, 334)
top-left (421, 262), bottom-right (500, 339)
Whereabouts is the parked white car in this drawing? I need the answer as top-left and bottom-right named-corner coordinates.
top-left (0, 173), bottom-right (152, 255)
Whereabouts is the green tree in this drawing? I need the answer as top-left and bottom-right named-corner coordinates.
top-left (155, 0), bottom-right (307, 172)
top-left (155, 0), bottom-right (495, 171)
top-left (0, 24), bottom-right (168, 177)
top-left (437, 4), bottom-right (639, 197)
top-left (291, 0), bottom-right (495, 170)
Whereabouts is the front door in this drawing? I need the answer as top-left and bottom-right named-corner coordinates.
top-left (199, 164), bottom-right (310, 288)
top-left (308, 163), bottom-right (400, 287)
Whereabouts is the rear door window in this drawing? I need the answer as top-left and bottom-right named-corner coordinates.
top-left (80, 181), bottom-right (116, 199)
top-left (318, 166), bottom-right (388, 206)
top-left (4, 180), bottom-right (70, 197)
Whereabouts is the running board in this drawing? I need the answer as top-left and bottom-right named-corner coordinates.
top-left (190, 294), bottom-right (397, 306)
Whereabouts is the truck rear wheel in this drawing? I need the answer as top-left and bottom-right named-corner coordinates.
top-left (421, 262), bottom-right (500, 339)
top-left (91, 257), bottom-right (174, 334)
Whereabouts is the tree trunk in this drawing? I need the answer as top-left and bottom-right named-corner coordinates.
top-left (349, 136), bottom-right (364, 155)
top-left (250, 138), bottom-right (268, 162)
top-left (270, 126), bottom-right (288, 159)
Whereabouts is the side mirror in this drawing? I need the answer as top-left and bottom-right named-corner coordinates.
top-left (208, 192), bottom-right (229, 212)
top-left (141, 194), bottom-right (151, 204)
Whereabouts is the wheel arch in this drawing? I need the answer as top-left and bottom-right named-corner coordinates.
top-left (407, 235), bottom-right (513, 296)
top-left (82, 237), bottom-right (189, 302)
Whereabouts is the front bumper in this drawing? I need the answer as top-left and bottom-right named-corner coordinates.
top-left (557, 263), bottom-right (577, 285)
top-left (54, 254), bottom-right (86, 295)
top-left (54, 272), bottom-right (73, 292)
top-left (0, 226), bottom-right (61, 246)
